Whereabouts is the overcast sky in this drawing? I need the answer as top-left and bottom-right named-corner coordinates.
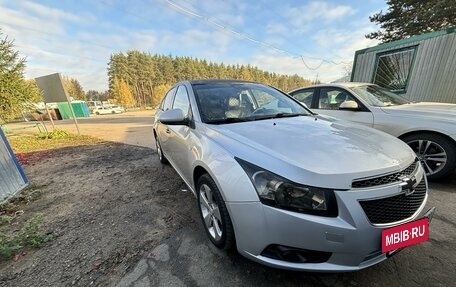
top-left (0, 0), bottom-right (385, 91)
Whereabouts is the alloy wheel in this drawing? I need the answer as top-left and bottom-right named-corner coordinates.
top-left (199, 183), bottom-right (223, 241)
top-left (406, 139), bottom-right (447, 176)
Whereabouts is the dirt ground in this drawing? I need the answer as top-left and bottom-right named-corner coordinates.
top-left (1, 141), bottom-right (455, 287)
top-left (0, 143), bottom-right (193, 286)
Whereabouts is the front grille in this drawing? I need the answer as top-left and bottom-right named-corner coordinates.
top-left (359, 179), bottom-right (427, 225)
top-left (352, 161), bottom-right (417, 188)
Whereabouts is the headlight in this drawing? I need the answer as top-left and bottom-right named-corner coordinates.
top-left (236, 158), bottom-right (338, 217)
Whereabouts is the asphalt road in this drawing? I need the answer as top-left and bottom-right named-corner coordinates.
top-left (6, 110), bottom-right (156, 148)
top-left (6, 111), bottom-right (456, 286)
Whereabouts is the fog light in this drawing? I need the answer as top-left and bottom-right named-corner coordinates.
top-left (261, 244), bottom-right (332, 263)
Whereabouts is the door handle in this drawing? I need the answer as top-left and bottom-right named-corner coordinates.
top-left (165, 128), bottom-right (171, 134)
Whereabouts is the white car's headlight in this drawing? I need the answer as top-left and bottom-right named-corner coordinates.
top-left (236, 158), bottom-right (338, 217)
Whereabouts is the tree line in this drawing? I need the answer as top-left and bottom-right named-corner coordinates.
top-left (107, 51), bottom-right (312, 107)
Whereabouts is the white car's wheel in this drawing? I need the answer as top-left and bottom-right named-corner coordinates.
top-left (403, 133), bottom-right (456, 181)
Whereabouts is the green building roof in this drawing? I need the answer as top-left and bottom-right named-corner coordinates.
top-left (355, 26), bottom-right (456, 55)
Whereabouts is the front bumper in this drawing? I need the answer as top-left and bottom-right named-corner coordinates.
top-left (225, 166), bottom-right (432, 272)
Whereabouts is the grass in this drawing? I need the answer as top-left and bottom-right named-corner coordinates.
top-left (8, 129), bottom-right (102, 153)
top-left (0, 187), bottom-right (51, 261)
top-left (0, 215), bottom-right (15, 225)
top-left (0, 216), bottom-right (49, 260)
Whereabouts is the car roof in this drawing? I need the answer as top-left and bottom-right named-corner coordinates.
top-left (187, 79), bottom-right (260, 85)
top-left (289, 82), bottom-right (375, 92)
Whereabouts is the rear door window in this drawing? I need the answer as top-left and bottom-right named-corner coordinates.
top-left (290, 88), bottom-right (315, 108)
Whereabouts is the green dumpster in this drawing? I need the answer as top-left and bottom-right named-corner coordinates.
top-left (57, 101), bottom-right (90, 119)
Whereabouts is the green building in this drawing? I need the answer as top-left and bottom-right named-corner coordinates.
top-left (351, 27), bottom-right (456, 103)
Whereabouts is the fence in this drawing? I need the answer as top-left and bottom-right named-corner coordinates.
top-left (0, 128), bottom-right (28, 201)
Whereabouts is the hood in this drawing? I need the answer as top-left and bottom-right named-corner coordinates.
top-left (381, 102), bottom-right (456, 119)
top-left (205, 116), bottom-right (416, 189)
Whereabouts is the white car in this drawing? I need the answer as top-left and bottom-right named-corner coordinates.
top-left (108, 105), bottom-right (125, 113)
top-left (153, 80), bottom-right (434, 272)
top-left (93, 106), bottom-right (120, 115)
top-left (289, 83), bottom-right (456, 180)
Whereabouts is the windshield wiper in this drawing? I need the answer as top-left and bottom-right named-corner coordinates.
top-left (205, 117), bottom-right (250, 124)
top-left (252, 113), bottom-right (309, 121)
top-left (274, 113), bottom-right (309, 118)
top-left (205, 113), bottom-right (309, 124)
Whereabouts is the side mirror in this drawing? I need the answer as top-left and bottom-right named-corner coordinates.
top-left (339, 100), bottom-right (359, 110)
top-left (158, 108), bottom-right (188, 125)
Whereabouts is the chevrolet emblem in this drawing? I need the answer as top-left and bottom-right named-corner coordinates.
top-left (399, 176), bottom-right (418, 196)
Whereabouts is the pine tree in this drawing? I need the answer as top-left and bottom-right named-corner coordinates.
top-left (0, 31), bottom-right (41, 122)
top-left (62, 75), bottom-right (86, 100)
top-left (152, 84), bottom-right (170, 107)
top-left (112, 78), bottom-right (135, 107)
top-left (366, 0), bottom-right (456, 42)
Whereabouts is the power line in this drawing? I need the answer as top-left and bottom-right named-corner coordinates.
top-left (162, 0), bottom-right (351, 70)
top-left (101, 0), bottom-right (351, 70)
top-left (2, 0), bottom-right (352, 75)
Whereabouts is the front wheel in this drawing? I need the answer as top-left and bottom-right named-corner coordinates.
top-left (197, 174), bottom-right (235, 250)
top-left (402, 133), bottom-right (456, 181)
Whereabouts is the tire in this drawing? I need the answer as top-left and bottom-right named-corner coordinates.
top-left (96, 112), bottom-right (100, 115)
top-left (155, 136), bottom-right (168, 164)
top-left (402, 133), bottom-right (456, 181)
top-left (197, 173), bottom-right (235, 250)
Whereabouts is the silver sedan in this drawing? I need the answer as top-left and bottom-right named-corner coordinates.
top-left (289, 83), bottom-right (456, 180)
top-left (153, 80), bottom-right (434, 271)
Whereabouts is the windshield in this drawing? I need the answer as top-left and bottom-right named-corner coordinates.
top-left (193, 82), bottom-right (310, 124)
top-left (350, 85), bottom-right (411, 107)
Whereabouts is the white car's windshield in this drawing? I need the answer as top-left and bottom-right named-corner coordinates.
top-left (350, 85), bottom-right (411, 107)
top-left (193, 82), bottom-right (311, 124)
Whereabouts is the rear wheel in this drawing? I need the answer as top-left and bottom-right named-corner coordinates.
top-left (155, 136), bottom-right (168, 164)
top-left (197, 174), bottom-right (234, 250)
top-left (402, 133), bottom-right (456, 181)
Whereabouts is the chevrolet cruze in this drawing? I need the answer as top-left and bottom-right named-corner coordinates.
top-left (153, 80), bottom-right (434, 271)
